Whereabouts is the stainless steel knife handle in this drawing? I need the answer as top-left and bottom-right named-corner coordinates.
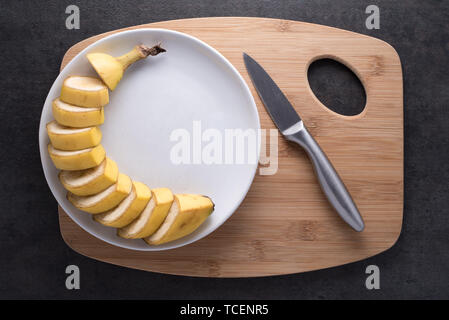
top-left (285, 126), bottom-right (365, 232)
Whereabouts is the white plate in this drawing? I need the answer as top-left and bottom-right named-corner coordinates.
top-left (39, 29), bottom-right (260, 251)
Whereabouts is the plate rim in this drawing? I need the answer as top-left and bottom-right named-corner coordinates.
top-left (39, 28), bottom-right (260, 251)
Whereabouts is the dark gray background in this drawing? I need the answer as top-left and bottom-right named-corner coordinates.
top-left (0, 0), bottom-right (448, 299)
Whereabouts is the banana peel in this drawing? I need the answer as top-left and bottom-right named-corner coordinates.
top-left (59, 157), bottom-right (118, 196)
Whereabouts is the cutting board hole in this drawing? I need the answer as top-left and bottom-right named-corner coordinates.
top-left (307, 59), bottom-right (366, 116)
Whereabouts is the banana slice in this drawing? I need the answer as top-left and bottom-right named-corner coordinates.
top-left (59, 157), bottom-right (118, 196)
top-left (68, 173), bottom-right (132, 214)
top-left (94, 181), bottom-right (152, 228)
top-left (118, 188), bottom-right (173, 239)
top-left (60, 76), bottom-right (109, 107)
top-left (48, 144), bottom-right (105, 171)
top-left (52, 98), bottom-right (104, 128)
top-left (86, 53), bottom-right (123, 91)
top-left (87, 44), bottom-right (166, 91)
top-left (145, 194), bottom-right (214, 245)
top-left (46, 121), bottom-right (101, 151)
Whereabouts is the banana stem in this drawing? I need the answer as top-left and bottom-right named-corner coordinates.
top-left (116, 44), bottom-right (166, 70)
top-left (139, 44), bottom-right (166, 57)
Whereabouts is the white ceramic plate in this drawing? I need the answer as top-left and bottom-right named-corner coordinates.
top-left (39, 29), bottom-right (260, 251)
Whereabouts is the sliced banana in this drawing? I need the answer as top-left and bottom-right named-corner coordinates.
top-left (46, 47), bottom-right (215, 246)
top-left (48, 144), bottom-right (105, 171)
top-left (52, 98), bottom-right (104, 128)
top-left (60, 76), bottom-right (109, 107)
top-left (59, 157), bottom-right (118, 196)
top-left (145, 194), bottom-right (214, 245)
top-left (94, 181), bottom-right (152, 228)
top-left (46, 121), bottom-right (101, 151)
top-left (118, 188), bottom-right (173, 239)
top-left (67, 173), bottom-right (132, 214)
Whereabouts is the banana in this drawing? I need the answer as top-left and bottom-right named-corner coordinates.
top-left (46, 45), bottom-right (215, 246)
top-left (68, 173), bottom-right (132, 214)
top-left (60, 76), bottom-right (109, 107)
top-left (145, 194), bottom-right (214, 245)
top-left (59, 157), bottom-right (118, 196)
top-left (118, 188), bottom-right (173, 239)
top-left (46, 121), bottom-right (101, 151)
top-left (52, 98), bottom-right (104, 128)
top-left (87, 44), bottom-right (166, 91)
top-left (48, 144), bottom-right (105, 171)
top-left (94, 181), bottom-right (152, 228)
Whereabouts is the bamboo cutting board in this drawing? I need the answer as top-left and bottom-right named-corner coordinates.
top-left (58, 17), bottom-right (403, 277)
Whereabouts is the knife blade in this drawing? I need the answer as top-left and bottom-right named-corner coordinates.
top-left (243, 53), bottom-right (365, 232)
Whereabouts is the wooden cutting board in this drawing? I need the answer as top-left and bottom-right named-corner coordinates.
top-left (58, 17), bottom-right (403, 277)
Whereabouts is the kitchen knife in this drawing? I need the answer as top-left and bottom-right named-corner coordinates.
top-left (243, 53), bottom-right (365, 232)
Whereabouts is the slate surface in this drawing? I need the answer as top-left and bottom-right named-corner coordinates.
top-left (0, 0), bottom-right (448, 299)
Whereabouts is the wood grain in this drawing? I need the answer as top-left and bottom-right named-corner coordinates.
top-left (58, 17), bottom-right (403, 277)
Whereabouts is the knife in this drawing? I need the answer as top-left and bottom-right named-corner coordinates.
top-left (243, 53), bottom-right (365, 232)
